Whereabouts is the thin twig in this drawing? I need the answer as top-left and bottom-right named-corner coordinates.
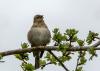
top-left (95, 37), bottom-right (100, 40)
top-left (41, 62), bottom-right (52, 68)
top-left (75, 51), bottom-right (82, 71)
top-left (48, 51), bottom-right (69, 71)
top-left (75, 55), bottom-right (80, 71)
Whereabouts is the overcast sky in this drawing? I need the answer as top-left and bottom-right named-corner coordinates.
top-left (0, 0), bottom-right (100, 71)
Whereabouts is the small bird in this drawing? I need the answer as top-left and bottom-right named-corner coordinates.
top-left (27, 15), bottom-right (51, 69)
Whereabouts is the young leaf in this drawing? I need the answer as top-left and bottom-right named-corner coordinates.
top-left (40, 60), bottom-right (46, 66)
top-left (76, 67), bottom-right (83, 71)
top-left (39, 59), bottom-right (46, 69)
top-left (65, 29), bottom-right (78, 37)
top-left (22, 63), bottom-right (34, 71)
top-left (21, 42), bottom-right (29, 49)
top-left (79, 57), bottom-right (87, 65)
top-left (86, 31), bottom-right (98, 44)
top-left (88, 47), bottom-right (97, 60)
top-left (14, 53), bottom-right (29, 61)
top-left (77, 39), bottom-right (84, 46)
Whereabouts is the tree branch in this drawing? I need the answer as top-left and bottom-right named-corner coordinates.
top-left (48, 51), bottom-right (69, 71)
top-left (0, 40), bottom-right (99, 70)
top-left (92, 40), bottom-right (100, 47)
top-left (0, 39), bottom-right (100, 56)
top-left (0, 46), bottom-right (100, 57)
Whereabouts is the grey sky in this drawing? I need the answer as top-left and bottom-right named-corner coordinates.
top-left (0, 0), bottom-right (100, 71)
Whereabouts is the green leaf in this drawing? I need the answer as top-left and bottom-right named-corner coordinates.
top-left (50, 56), bottom-right (57, 65)
top-left (22, 63), bottom-right (34, 71)
top-left (58, 43), bottom-right (68, 51)
top-left (88, 47), bottom-right (97, 60)
top-left (15, 54), bottom-right (23, 60)
top-left (53, 32), bottom-right (63, 43)
top-left (21, 42), bottom-right (29, 49)
top-left (65, 29), bottom-right (78, 42)
top-left (40, 59), bottom-right (46, 69)
top-left (66, 29), bottom-right (78, 37)
top-left (79, 57), bottom-right (87, 65)
top-left (53, 28), bottom-right (59, 33)
top-left (72, 35), bottom-right (78, 42)
top-left (40, 60), bottom-right (46, 66)
top-left (45, 52), bottom-right (51, 61)
top-left (45, 52), bottom-right (57, 65)
top-left (86, 31), bottom-right (98, 44)
top-left (77, 39), bottom-right (84, 46)
top-left (62, 35), bottom-right (67, 41)
top-left (76, 67), bottom-right (83, 71)
top-left (14, 53), bottom-right (29, 61)
top-left (59, 56), bottom-right (71, 63)
top-left (88, 47), bottom-right (96, 55)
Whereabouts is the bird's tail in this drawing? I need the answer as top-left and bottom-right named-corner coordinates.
top-left (31, 45), bottom-right (40, 69)
top-left (34, 51), bottom-right (40, 69)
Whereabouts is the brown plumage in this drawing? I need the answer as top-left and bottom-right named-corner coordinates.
top-left (27, 15), bottom-right (51, 69)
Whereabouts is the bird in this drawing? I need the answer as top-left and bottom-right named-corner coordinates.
top-left (27, 14), bottom-right (51, 69)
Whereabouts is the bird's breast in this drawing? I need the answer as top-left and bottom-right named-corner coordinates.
top-left (28, 27), bottom-right (51, 46)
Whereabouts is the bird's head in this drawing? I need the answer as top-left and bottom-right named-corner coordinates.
top-left (34, 15), bottom-right (44, 23)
